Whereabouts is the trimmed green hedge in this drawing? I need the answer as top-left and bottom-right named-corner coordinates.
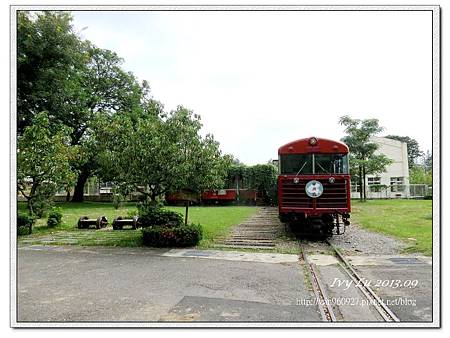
top-left (138, 204), bottom-right (202, 247)
top-left (142, 223), bottom-right (203, 247)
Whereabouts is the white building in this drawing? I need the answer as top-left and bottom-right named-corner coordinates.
top-left (351, 136), bottom-right (410, 198)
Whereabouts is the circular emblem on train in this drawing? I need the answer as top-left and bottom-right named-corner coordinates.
top-left (305, 180), bottom-right (323, 198)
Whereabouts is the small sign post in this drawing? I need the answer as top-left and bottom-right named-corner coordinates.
top-left (171, 189), bottom-right (199, 226)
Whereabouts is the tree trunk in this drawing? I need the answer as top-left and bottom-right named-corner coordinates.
top-left (65, 189), bottom-right (71, 202)
top-left (359, 166), bottom-right (363, 202)
top-left (27, 198), bottom-right (34, 216)
top-left (185, 200), bottom-right (189, 226)
top-left (72, 169), bottom-right (90, 202)
top-left (362, 165), bottom-right (367, 201)
top-left (150, 193), bottom-right (158, 206)
top-left (27, 183), bottom-right (38, 215)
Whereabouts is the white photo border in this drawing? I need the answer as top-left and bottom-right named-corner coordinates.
top-left (10, 4), bottom-right (441, 328)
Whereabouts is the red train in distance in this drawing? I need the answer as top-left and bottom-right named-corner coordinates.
top-left (201, 189), bottom-right (237, 204)
top-left (165, 189), bottom-right (258, 205)
top-left (277, 136), bottom-right (351, 236)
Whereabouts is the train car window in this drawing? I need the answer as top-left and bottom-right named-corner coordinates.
top-left (314, 154), bottom-right (349, 174)
top-left (280, 154), bottom-right (313, 174)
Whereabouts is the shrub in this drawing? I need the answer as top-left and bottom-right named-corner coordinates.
top-left (18, 226), bottom-right (32, 236)
top-left (17, 213), bottom-right (33, 227)
top-left (369, 184), bottom-right (387, 193)
top-left (33, 196), bottom-right (53, 218)
top-left (47, 207), bottom-right (63, 228)
top-left (112, 193), bottom-right (124, 210)
top-left (17, 213), bottom-right (34, 235)
top-left (142, 223), bottom-right (203, 247)
top-left (127, 209), bottom-right (138, 218)
top-left (138, 204), bottom-right (183, 228)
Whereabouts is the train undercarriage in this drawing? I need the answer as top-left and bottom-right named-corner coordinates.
top-left (279, 212), bottom-right (350, 238)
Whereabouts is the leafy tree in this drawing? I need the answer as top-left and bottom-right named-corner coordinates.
top-left (68, 45), bottom-right (155, 201)
top-left (409, 150), bottom-right (432, 185)
top-left (422, 150), bottom-right (432, 172)
top-left (17, 11), bottom-right (87, 134)
top-left (339, 115), bottom-right (393, 201)
top-left (385, 135), bottom-right (423, 169)
top-left (17, 112), bottom-right (78, 215)
top-left (224, 164), bottom-right (247, 190)
top-left (98, 106), bottom-right (231, 208)
top-left (246, 164), bottom-right (278, 205)
top-left (17, 11), bottom-right (153, 202)
top-left (224, 163), bottom-right (278, 205)
top-left (409, 166), bottom-right (432, 185)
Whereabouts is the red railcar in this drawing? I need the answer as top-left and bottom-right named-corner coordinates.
top-left (201, 189), bottom-right (237, 204)
top-left (166, 189), bottom-right (258, 205)
top-left (277, 137), bottom-right (351, 236)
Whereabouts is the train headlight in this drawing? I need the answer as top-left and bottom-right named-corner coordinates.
top-left (305, 180), bottom-right (323, 198)
top-left (309, 137), bottom-right (318, 146)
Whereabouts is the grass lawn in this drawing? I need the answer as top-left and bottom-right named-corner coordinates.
top-left (351, 199), bottom-right (433, 255)
top-left (17, 202), bottom-right (257, 248)
top-left (17, 200), bottom-right (433, 255)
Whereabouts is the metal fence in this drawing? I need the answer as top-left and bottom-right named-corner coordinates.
top-left (350, 184), bottom-right (431, 199)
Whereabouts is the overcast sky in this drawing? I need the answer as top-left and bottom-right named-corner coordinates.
top-left (71, 10), bottom-right (432, 165)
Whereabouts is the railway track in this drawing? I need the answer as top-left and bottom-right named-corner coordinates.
top-left (301, 240), bottom-right (400, 322)
top-left (301, 245), bottom-right (337, 322)
top-left (216, 207), bottom-right (281, 249)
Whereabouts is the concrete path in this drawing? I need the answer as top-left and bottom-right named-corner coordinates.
top-left (17, 245), bottom-right (319, 323)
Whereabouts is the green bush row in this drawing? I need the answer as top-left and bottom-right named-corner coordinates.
top-left (142, 223), bottom-right (203, 247)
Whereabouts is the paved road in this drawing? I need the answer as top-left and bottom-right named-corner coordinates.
top-left (17, 246), bottom-right (319, 322)
top-left (17, 245), bottom-right (433, 324)
top-left (356, 264), bottom-right (432, 322)
top-left (311, 254), bottom-right (433, 322)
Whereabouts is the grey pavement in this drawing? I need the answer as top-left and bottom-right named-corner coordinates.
top-left (356, 264), bottom-right (432, 322)
top-left (17, 245), bottom-right (319, 322)
top-left (314, 255), bottom-right (432, 322)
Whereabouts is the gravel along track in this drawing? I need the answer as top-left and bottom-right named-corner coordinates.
top-left (217, 207), bottom-right (406, 255)
top-left (328, 222), bottom-right (406, 255)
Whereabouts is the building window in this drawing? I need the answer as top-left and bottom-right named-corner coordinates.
top-left (367, 177), bottom-right (381, 185)
top-left (368, 177), bottom-right (386, 192)
top-left (390, 177), bottom-right (405, 192)
top-left (99, 182), bottom-right (114, 194)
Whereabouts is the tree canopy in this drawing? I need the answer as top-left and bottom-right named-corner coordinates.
top-left (339, 115), bottom-right (393, 201)
top-left (17, 11), bottom-right (153, 202)
top-left (17, 112), bottom-right (78, 215)
top-left (96, 106), bottom-right (231, 203)
top-left (224, 163), bottom-right (278, 205)
top-left (409, 150), bottom-right (432, 185)
top-left (17, 10), bottom-right (234, 215)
